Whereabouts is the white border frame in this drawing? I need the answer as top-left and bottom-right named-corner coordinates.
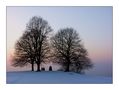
top-left (0, 0), bottom-right (119, 90)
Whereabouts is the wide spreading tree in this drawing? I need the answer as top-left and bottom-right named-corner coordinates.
top-left (51, 28), bottom-right (93, 73)
top-left (12, 16), bottom-right (52, 71)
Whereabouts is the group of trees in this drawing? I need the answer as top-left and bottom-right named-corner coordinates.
top-left (12, 16), bottom-right (93, 73)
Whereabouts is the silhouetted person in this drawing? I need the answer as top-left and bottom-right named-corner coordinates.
top-left (49, 66), bottom-right (52, 71)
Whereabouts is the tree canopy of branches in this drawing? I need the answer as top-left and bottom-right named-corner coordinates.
top-left (12, 16), bottom-right (93, 73)
top-left (12, 16), bottom-right (52, 71)
top-left (51, 28), bottom-right (93, 73)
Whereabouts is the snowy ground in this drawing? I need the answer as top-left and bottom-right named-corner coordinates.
top-left (7, 71), bottom-right (112, 84)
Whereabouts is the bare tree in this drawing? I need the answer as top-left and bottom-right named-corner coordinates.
top-left (12, 31), bottom-right (36, 71)
top-left (12, 16), bottom-right (52, 71)
top-left (51, 28), bottom-right (93, 72)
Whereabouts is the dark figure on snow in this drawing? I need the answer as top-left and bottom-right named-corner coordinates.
top-left (49, 66), bottom-right (52, 71)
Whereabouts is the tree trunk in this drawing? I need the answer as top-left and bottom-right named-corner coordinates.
top-left (65, 64), bottom-right (70, 72)
top-left (65, 47), bottom-right (70, 72)
top-left (31, 63), bottom-right (34, 71)
top-left (65, 59), bottom-right (70, 72)
top-left (31, 60), bottom-right (34, 71)
top-left (37, 63), bottom-right (40, 71)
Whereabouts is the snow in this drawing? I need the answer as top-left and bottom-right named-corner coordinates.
top-left (7, 71), bottom-right (112, 84)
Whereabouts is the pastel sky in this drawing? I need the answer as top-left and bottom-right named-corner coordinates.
top-left (7, 6), bottom-right (112, 76)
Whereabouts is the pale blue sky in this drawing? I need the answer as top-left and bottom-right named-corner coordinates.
top-left (7, 6), bottom-right (112, 76)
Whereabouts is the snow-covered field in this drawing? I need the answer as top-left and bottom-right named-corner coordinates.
top-left (7, 71), bottom-right (112, 84)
